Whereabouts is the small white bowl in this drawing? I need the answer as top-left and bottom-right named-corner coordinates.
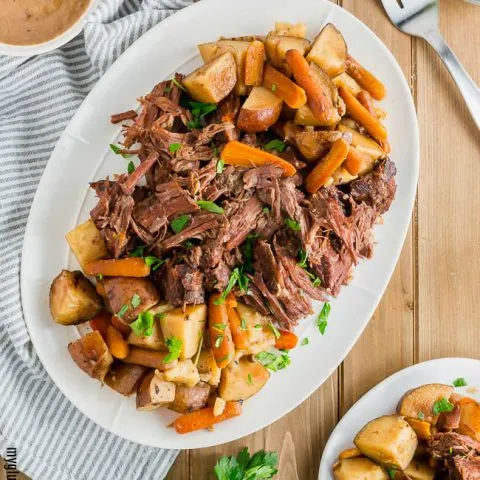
top-left (0, 0), bottom-right (98, 57)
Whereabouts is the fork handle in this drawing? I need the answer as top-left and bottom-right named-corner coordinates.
top-left (423, 29), bottom-right (480, 130)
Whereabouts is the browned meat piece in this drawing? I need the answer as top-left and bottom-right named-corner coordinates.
top-left (159, 262), bottom-right (205, 306)
top-left (225, 196), bottom-right (264, 250)
top-left (427, 432), bottom-right (480, 460)
top-left (449, 457), bottom-right (480, 480)
top-left (110, 110), bottom-right (137, 124)
top-left (438, 405), bottom-right (462, 431)
top-left (122, 152), bottom-right (159, 195)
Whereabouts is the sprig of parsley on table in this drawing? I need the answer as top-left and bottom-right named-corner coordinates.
top-left (214, 447), bottom-right (278, 480)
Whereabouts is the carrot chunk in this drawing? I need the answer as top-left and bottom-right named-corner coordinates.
top-left (263, 64), bottom-right (306, 109)
top-left (106, 326), bottom-right (130, 359)
top-left (209, 293), bottom-right (235, 368)
top-left (275, 330), bottom-right (298, 350)
top-left (84, 258), bottom-right (150, 277)
top-left (227, 300), bottom-right (249, 350)
top-left (89, 311), bottom-right (112, 340)
top-left (344, 147), bottom-right (371, 176)
top-left (346, 55), bottom-right (386, 100)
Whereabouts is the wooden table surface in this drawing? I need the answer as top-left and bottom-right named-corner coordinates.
top-left (5, 0), bottom-right (479, 479)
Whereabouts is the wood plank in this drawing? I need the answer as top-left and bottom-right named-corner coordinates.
top-left (339, 0), bottom-right (416, 413)
top-left (416, 1), bottom-right (480, 360)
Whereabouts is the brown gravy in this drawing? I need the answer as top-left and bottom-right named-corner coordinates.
top-left (0, 0), bottom-right (91, 46)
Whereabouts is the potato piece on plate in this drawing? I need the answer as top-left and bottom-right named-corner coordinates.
top-left (331, 167), bottom-right (357, 186)
top-left (65, 219), bottom-right (108, 270)
top-left (337, 124), bottom-right (384, 160)
top-left (307, 23), bottom-right (347, 77)
top-left (105, 362), bottom-right (147, 396)
top-left (169, 382), bottom-right (210, 414)
top-left (354, 415), bottom-right (418, 470)
top-left (197, 349), bottom-right (221, 386)
top-left (197, 41), bottom-right (250, 96)
top-left (404, 459), bottom-right (436, 480)
top-left (128, 303), bottom-right (172, 350)
top-left (163, 359), bottom-right (200, 388)
top-left (136, 370), bottom-right (176, 410)
top-left (235, 303), bottom-right (275, 355)
top-left (397, 383), bottom-right (454, 423)
top-left (333, 457), bottom-right (388, 480)
top-left (237, 86), bottom-right (283, 132)
top-left (159, 304), bottom-right (206, 359)
top-left (458, 401), bottom-right (480, 441)
top-left (183, 52), bottom-right (237, 103)
top-left (295, 130), bottom-right (342, 161)
top-left (218, 357), bottom-right (269, 401)
top-left (332, 72), bottom-right (362, 96)
top-left (265, 35), bottom-right (310, 75)
top-left (294, 104), bottom-right (339, 127)
top-left (274, 22), bottom-right (307, 38)
top-left (50, 270), bottom-right (103, 325)
top-left (68, 330), bottom-right (113, 381)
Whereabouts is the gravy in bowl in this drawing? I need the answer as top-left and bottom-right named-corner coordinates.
top-left (0, 0), bottom-right (91, 46)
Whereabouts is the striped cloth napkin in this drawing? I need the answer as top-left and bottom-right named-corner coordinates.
top-left (0, 1), bottom-right (192, 478)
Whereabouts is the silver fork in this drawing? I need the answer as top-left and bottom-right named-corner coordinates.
top-left (381, 0), bottom-right (480, 129)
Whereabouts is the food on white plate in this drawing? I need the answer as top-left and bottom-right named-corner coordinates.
top-left (333, 381), bottom-right (480, 479)
top-left (49, 21), bottom-right (395, 435)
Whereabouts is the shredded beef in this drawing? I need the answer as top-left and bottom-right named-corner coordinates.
top-left (158, 262), bottom-right (205, 306)
top-left (428, 432), bottom-right (480, 459)
top-left (449, 456), bottom-right (480, 480)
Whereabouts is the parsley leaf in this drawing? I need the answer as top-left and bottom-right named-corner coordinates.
top-left (127, 161), bottom-right (135, 174)
top-left (255, 349), bottom-right (290, 372)
top-left (240, 317), bottom-right (247, 331)
top-left (264, 139), bottom-right (286, 152)
top-left (240, 234), bottom-right (258, 275)
top-left (171, 77), bottom-right (186, 92)
top-left (268, 322), bottom-right (280, 340)
top-left (170, 214), bottom-right (190, 234)
top-left (215, 267), bottom-right (249, 305)
top-left (271, 83), bottom-right (277, 92)
top-left (263, 206), bottom-right (270, 214)
top-left (187, 101), bottom-right (217, 129)
top-left (285, 217), bottom-right (301, 231)
top-left (216, 159), bottom-right (225, 174)
top-left (386, 468), bottom-right (397, 479)
top-left (117, 304), bottom-right (128, 318)
top-left (131, 293), bottom-right (141, 309)
top-left (144, 256), bottom-right (164, 271)
top-left (301, 337), bottom-right (309, 346)
top-left (169, 143), bottom-right (182, 154)
top-left (109, 143), bottom-right (131, 158)
top-left (297, 248), bottom-right (308, 268)
top-left (433, 398), bottom-right (455, 416)
top-left (215, 335), bottom-right (224, 348)
top-left (453, 377), bottom-right (467, 387)
top-left (197, 200), bottom-right (225, 214)
top-left (214, 448), bottom-right (278, 480)
top-left (316, 302), bottom-right (331, 335)
top-left (418, 412), bottom-right (425, 420)
top-left (163, 336), bottom-right (183, 363)
top-left (247, 374), bottom-right (253, 386)
top-left (96, 273), bottom-right (103, 281)
top-left (130, 245), bottom-right (146, 257)
top-left (130, 311), bottom-right (154, 337)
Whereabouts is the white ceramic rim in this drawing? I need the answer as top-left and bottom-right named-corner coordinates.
top-left (318, 357), bottom-right (480, 479)
top-left (0, 0), bottom-right (98, 57)
top-left (20, 0), bottom-right (420, 449)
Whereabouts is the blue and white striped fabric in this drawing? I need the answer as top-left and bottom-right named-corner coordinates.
top-left (0, 1), bottom-right (192, 478)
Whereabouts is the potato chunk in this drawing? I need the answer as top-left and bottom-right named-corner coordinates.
top-left (68, 330), bottom-right (113, 381)
top-left (235, 303), bottom-right (275, 355)
top-left (333, 457), bottom-right (388, 480)
top-left (458, 401), bottom-right (480, 441)
top-left (169, 382), bottom-right (210, 414)
top-left (50, 270), bottom-right (103, 325)
top-left (197, 349), bottom-right (221, 386)
top-left (136, 370), bottom-right (176, 410)
top-left (295, 130), bottom-right (342, 161)
top-left (397, 383), bottom-right (454, 423)
top-left (159, 304), bottom-right (206, 359)
top-left (65, 219), bottom-right (108, 270)
top-left (237, 86), bottom-right (283, 133)
top-left (307, 23), bottom-right (347, 77)
top-left (184, 51), bottom-right (237, 103)
top-left (274, 22), bottom-right (307, 38)
top-left (218, 357), bottom-right (269, 402)
top-left (105, 362), bottom-right (147, 396)
top-left (354, 415), bottom-right (418, 470)
top-left (265, 35), bottom-right (310, 75)
top-left (404, 459), bottom-right (436, 480)
top-left (163, 359), bottom-right (200, 388)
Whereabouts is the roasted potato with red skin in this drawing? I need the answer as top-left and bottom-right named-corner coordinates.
top-left (105, 362), bottom-right (147, 396)
top-left (103, 277), bottom-right (160, 322)
top-left (237, 86), bottom-right (283, 133)
top-left (397, 383), bottom-right (454, 424)
top-left (50, 270), bottom-right (103, 325)
top-left (123, 347), bottom-right (178, 371)
top-left (184, 51), bottom-right (237, 103)
top-left (404, 459), bottom-right (436, 480)
top-left (136, 370), bottom-right (175, 410)
top-left (169, 382), bottom-right (210, 414)
top-left (354, 415), bottom-right (418, 470)
top-left (333, 457), bottom-right (388, 480)
top-left (68, 330), bottom-right (113, 381)
top-left (295, 130), bottom-right (342, 161)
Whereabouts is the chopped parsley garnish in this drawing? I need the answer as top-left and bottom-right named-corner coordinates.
top-left (268, 322), bottom-right (280, 340)
top-left (247, 374), bottom-right (253, 386)
top-left (213, 323), bottom-right (226, 331)
top-left (144, 256), bottom-right (164, 271)
top-left (240, 234), bottom-right (258, 275)
top-left (170, 214), bottom-right (190, 234)
top-left (215, 335), bottom-right (224, 348)
top-left (264, 139), bottom-right (286, 152)
top-left (255, 349), bottom-right (290, 372)
top-left (271, 83), bottom-right (277, 92)
top-left (171, 77), bottom-right (186, 92)
top-left (433, 398), bottom-right (455, 416)
top-left (169, 143), bottom-right (182, 154)
top-left (254, 324), bottom-right (262, 329)
top-left (197, 200), bottom-right (225, 214)
top-left (213, 447), bottom-right (278, 480)
top-left (453, 377), bottom-right (467, 387)
top-left (187, 101), bottom-right (217, 129)
top-left (316, 302), bottom-right (331, 335)
top-left (263, 206), bottom-right (270, 214)
top-left (184, 240), bottom-right (194, 249)
top-left (418, 412), bottom-right (425, 420)
top-left (285, 217), bottom-right (301, 231)
top-left (117, 304), bottom-right (128, 318)
top-left (297, 248), bottom-right (308, 268)
top-left (386, 468), bottom-right (397, 479)
top-left (96, 273), bottom-right (103, 281)
top-left (215, 267), bottom-right (249, 305)
top-left (163, 336), bottom-right (183, 363)
top-left (312, 277), bottom-right (321, 287)
top-left (164, 86), bottom-right (172, 93)
top-left (130, 311), bottom-right (154, 337)
top-left (301, 337), bottom-right (309, 346)
top-left (216, 159), bottom-right (225, 174)
top-left (127, 161), bottom-right (135, 174)
top-left (130, 245), bottom-right (146, 257)
top-left (109, 143), bottom-right (131, 158)
top-left (240, 317), bottom-right (247, 331)
top-left (131, 293), bottom-right (141, 309)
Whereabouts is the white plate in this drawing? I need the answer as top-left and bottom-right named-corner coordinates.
top-left (21, 0), bottom-right (419, 449)
top-left (319, 358), bottom-right (480, 479)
